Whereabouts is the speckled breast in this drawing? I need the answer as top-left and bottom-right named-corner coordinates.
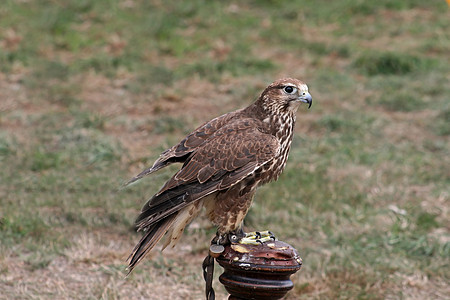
top-left (259, 115), bottom-right (295, 185)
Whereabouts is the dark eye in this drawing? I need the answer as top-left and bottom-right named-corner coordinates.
top-left (283, 86), bottom-right (296, 94)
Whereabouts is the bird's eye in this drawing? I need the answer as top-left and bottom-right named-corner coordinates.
top-left (283, 86), bottom-right (296, 94)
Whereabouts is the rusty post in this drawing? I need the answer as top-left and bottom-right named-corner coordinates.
top-left (215, 241), bottom-right (302, 300)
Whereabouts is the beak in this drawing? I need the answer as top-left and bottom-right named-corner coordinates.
top-left (299, 92), bottom-right (313, 109)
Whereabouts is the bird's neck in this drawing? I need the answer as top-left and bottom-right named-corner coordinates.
top-left (270, 113), bottom-right (296, 146)
top-left (249, 101), bottom-right (296, 138)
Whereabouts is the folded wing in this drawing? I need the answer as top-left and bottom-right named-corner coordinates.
top-left (134, 119), bottom-right (280, 231)
top-left (124, 109), bottom-right (244, 186)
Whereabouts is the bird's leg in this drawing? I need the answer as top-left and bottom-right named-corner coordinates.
top-left (211, 231), bottom-right (230, 245)
top-left (237, 230), bottom-right (277, 245)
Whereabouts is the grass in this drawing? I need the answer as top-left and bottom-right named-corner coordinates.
top-left (1, 0), bottom-right (449, 299)
top-left (353, 52), bottom-right (436, 76)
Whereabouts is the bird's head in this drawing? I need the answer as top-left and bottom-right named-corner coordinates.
top-left (258, 78), bottom-right (312, 115)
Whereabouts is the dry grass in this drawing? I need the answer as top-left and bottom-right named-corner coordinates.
top-left (1, 230), bottom-right (224, 300)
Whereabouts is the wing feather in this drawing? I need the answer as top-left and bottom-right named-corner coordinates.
top-left (124, 109), bottom-right (243, 186)
top-left (134, 121), bottom-right (280, 231)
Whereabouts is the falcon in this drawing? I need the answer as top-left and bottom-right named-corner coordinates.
top-left (127, 78), bottom-right (312, 272)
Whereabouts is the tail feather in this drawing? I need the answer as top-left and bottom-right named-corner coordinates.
top-left (135, 181), bottom-right (219, 230)
top-left (127, 213), bottom-right (177, 274)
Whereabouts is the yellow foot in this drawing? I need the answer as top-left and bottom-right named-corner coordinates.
top-left (238, 230), bottom-right (276, 245)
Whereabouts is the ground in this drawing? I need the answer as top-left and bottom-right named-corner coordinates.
top-left (0, 1), bottom-right (449, 299)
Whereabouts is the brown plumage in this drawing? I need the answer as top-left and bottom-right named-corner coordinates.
top-left (127, 78), bottom-right (312, 273)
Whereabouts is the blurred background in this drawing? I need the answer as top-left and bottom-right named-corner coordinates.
top-left (0, 1), bottom-right (449, 299)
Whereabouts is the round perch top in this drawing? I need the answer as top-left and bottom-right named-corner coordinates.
top-left (216, 240), bottom-right (302, 272)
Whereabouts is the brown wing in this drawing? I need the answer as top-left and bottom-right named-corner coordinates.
top-left (125, 109), bottom-right (244, 186)
top-left (135, 119), bottom-right (280, 230)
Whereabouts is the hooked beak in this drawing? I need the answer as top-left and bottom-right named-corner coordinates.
top-left (299, 92), bottom-right (313, 109)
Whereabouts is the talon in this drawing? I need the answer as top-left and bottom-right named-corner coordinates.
top-left (233, 230), bottom-right (277, 245)
top-left (262, 230), bottom-right (277, 241)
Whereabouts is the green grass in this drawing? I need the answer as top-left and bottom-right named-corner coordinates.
top-left (0, 0), bottom-right (449, 299)
top-left (354, 52), bottom-right (436, 76)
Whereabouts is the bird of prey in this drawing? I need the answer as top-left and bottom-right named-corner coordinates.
top-left (127, 78), bottom-right (312, 272)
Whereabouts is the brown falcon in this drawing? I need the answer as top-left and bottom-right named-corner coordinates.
top-left (127, 78), bottom-right (312, 272)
